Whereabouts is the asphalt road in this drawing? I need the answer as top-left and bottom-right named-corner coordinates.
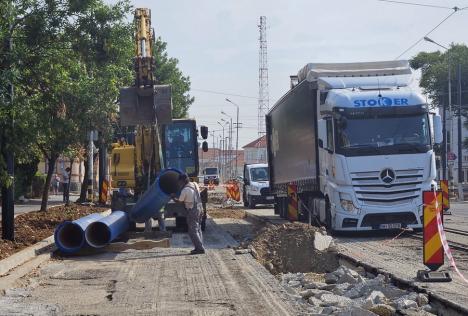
top-left (0, 194), bottom-right (79, 216)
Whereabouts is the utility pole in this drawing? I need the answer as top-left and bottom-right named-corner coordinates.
top-left (225, 98), bottom-right (240, 177)
top-left (98, 132), bottom-right (107, 205)
top-left (258, 16), bottom-right (269, 137)
top-left (88, 131), bottom-right (94, 202)
top-left (457, 64), bottom-right (463, 201)
top-left (2, 12), bottom-right (15, 241)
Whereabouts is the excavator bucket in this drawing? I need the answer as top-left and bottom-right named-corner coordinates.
top-left (119, 85), bottom-right (173, 126)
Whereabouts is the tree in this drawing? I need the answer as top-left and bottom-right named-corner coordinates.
top-left (411, 45), bottom-right (468, 155)
top-left (411, 44), bottom-right (468, 114)
top-left (154, 38), bottom-right (194, 118)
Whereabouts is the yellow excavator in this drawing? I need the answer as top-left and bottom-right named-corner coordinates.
top-left (110, 9), bottom-right (208, 220)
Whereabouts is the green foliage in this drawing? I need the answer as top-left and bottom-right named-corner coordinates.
top-left (411, 44), bottom-right (468, 148)
top-left (0, 0), bottom-right (194, 198)
top-left (154, 38), bottom-right (194, 118)
top-left (410, 44), bottom-right (468, 110)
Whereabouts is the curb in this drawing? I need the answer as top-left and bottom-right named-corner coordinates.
top-left (0, 209), bottom-right (111, 277)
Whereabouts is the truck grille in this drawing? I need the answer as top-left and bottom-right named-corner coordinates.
top-left (351, 168), bottom-right (423, 206)
top-left (361, 212), bottom-right (418, 227)
top-left (260, 187), bottom-right (271, 196)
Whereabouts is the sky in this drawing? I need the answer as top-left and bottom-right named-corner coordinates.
top-left (108, 0), bottom-right (468, 148)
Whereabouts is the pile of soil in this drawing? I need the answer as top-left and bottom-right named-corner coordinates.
top-left (207, 207), bottom-right (246, 219)
top-left (250, 222), bottom-right (339, 275)
top-left (0, 204), bottom-right (108, 260)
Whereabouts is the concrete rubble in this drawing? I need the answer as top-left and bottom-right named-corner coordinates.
top-left (279, 266), bottom-right (436, 315)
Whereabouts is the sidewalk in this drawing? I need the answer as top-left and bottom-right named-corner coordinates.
top-left (0, 194), bottom-right (79, 217)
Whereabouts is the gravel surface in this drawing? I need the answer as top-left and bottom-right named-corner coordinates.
top-left (0, 218), bottom-right (301, 315)
top-left (0, 204), bottom-right (108, 260)
top-left (207, 206), bottom-right (247, 219)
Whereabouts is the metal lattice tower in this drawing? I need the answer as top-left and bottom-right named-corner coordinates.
top-left (258, 16), bottom-right (269, 137)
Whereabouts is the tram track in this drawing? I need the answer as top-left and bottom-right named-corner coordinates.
top-left (407, 229), bottom-right (468, 253)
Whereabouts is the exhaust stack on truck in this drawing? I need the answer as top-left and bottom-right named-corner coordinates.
top-left (266, 60), bottom-right (443, 232)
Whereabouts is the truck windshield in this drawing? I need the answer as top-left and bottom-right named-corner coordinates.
top-left (164, 122), bottom-right (196, 174)
top-left (335, 113), bottom-right (431, 156)
top-left (204, 168), bottom-right (218, 175)
top-left (250, 167), bottom-right (269, 181)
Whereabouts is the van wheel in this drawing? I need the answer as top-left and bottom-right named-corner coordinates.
top-left (243, 192), bottom-right (248, 207)
top-left (248, 195), bottom-right (256, 209)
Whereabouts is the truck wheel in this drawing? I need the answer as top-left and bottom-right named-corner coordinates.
top-left (325, 201), bottom-right (336, 235)
top-left (274, 198), bottom-right (280, 215)
top-left (248, 195), bottom-right (256, 209)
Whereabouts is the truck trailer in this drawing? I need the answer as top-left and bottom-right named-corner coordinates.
top-left (266, 60), bottom-right (442, 232)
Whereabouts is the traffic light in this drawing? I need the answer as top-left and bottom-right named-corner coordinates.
top-left (200, 126), bottom-right (208, 139)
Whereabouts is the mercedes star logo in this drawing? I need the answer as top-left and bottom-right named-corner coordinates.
top-left (380, 168), bottom-right (396, 184)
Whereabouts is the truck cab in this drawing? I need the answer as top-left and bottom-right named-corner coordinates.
top-left (203, 167), bottom-right (220, 185)
top-left (243, 163), bottom-right (275, 208)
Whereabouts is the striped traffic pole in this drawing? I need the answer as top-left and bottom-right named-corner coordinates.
top-left (422, 191), bottom-right (444, 271)
top-left (100, 179), bottom-right (109, 204)
top-left (440, 180), bottom-right (451, 214)
top-left (287, 184), bottom-right (298, 221)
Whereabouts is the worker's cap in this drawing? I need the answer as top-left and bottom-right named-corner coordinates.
top-left (178, 173), bottom-right (189, 182)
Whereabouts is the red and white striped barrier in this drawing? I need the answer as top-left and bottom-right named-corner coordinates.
top-left (435, 200), bottom-right (468, 284)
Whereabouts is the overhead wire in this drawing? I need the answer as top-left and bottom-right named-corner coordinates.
top-left (395, 10), bottom-right (459, 59)
top-left (377, 0), bottom-right (459, 10)
top-left (191, 88), bottom-right (258, 100)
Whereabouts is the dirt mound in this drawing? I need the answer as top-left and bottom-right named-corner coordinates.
top-left (251, 222), bottom-right (339, 275)
top-left (0, 204), bottom-right (108, 260)
top-left (207, 207), bottom-right (246, 219)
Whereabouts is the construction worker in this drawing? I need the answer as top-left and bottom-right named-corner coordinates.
top-left (172, 173), bottom-right (205, 254)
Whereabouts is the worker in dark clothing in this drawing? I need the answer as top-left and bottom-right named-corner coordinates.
top-left (62, 167), bottom-right (71, 205)
top-left (200, 187), bottom-right (208, 231)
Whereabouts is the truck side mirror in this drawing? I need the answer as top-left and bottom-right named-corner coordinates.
top-left (244, 178), bottom-right (249, 185)
top-left (318, 120), bottom-right (327, 149)
top-left (200, 126), bottom-right (208, 139)
top-left (202, 141), bottom-right (208, 152)
top-left (433, 115), bottom-right (443, 145)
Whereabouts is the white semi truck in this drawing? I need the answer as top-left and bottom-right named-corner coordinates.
top-left (266, 61), bottom-right (443, 232)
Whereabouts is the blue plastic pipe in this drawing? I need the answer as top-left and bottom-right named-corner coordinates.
top-left (54, 213), bottom-right (105, 253)
top-left (84, 211), bottom-right (130, 248)
top-left (130, 168), bottom-right (183, 223)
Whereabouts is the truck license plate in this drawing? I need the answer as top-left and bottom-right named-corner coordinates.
top-left (266, 196), bottom-right (274, 200)
top-left (380, 223), bottom-right (401, 229)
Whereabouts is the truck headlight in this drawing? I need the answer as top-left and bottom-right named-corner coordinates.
top-left (251, 186), bottom-right (259, 192)
top-left (339, 193), bottom-right (358, 214)
top-left (340, 199), bottom-right (354, 212)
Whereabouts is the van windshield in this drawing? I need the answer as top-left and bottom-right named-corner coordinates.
top-left (204, 168), bottom-right (218, 175)
top-left (250, 167), bottom-right (269, 181)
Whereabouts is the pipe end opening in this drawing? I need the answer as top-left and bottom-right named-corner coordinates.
top-left (85, 222), bottom-right (111, 248)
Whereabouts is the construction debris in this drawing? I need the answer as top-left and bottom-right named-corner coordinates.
top-left (279, 266), bottom-right (435, 315)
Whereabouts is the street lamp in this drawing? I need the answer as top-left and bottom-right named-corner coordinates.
top-left (221, 113), bottom-right (233, 178)
top-left (217, 121), bottom-right (225, 181)
top-left (225, 98), bottom-right (240, 177)
top-left (423, 36), bottom-right (460, 199)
